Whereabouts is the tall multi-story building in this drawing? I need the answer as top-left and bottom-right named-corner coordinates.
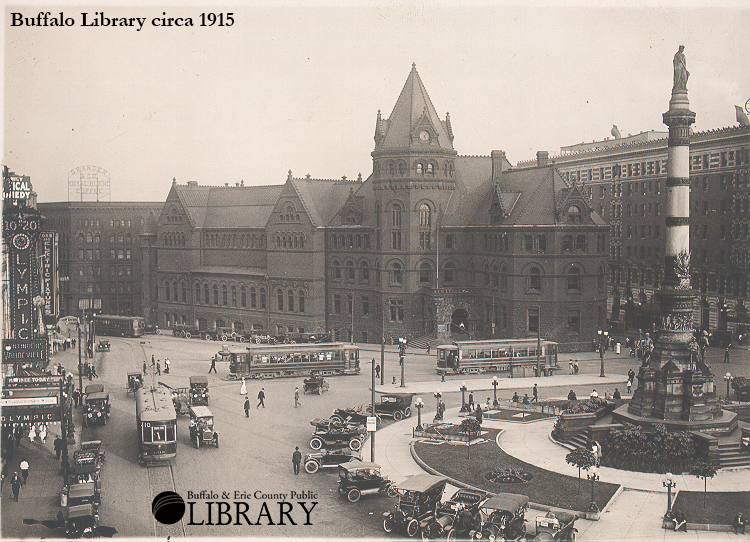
top-left (519, 125), bottom-right (750, 337)
top-left (150, 65), bottom-right (609, 350)
top-left (38, 202), bottom-right (161, 318)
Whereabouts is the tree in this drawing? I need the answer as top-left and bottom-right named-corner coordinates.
top-left (566, 447), bottom-right (595, 494)
top-left (690, 460), bottom-right (718, 507)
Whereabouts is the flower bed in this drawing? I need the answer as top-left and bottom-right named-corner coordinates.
top-left (413, 422), bottom-right (482, 442)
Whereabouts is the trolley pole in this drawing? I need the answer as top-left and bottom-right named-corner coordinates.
top-left (77, 324), bottom-right (83, 392)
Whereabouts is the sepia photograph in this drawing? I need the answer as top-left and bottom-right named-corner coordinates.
top-left (2, 1), bottom-right (749, 540)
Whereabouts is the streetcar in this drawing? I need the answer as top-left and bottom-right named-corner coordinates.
top-left (135, 385), bottom-right (177, 464)
top-left (436, 339), bottom-right (559, 377)
top-left (222, 342), bottom-right (360, 379)
top-left (94, 315), bottom-right (145, 337)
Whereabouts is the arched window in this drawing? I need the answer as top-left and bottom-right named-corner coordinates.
top-left (287, 290), bottom-right (294, 312)
top-left (346, 261), bottom-right (355, 280)
top-left (388, 162), bottom-right (395, 175)
top-left (298, 290), bottom-right (305, 313)
top-left (165, 282), bottom-right (171, 301)
top-left (415, 162), bottom-right (423, 175)
top-left (444, 262), bottom-right (455, 284)
top-left (213, 285), bottom-right (219, 305)
top-left (392, 204), bottom-right (402, 227)
top-left (299, 235), bottom-right (304, 249)
top-left (529, 267), bottom-right (541, 291)
top-left (419, 203), bottom-right (430, 227)
top-left (500, 265), bottom-right (508, 289)
top-left (598, 265), bottom-right (605, 291)
top-left (391, 262), bottom-right (403, 285)
top-left (567, 268), bottom-right (581, 291)
top-left (484, 263), bottom-right (490, 286)
top-left (231, 285), bottom-right (237, 306)
top-left (426, 163), bottom-right (434, 175)
top-left (221, 285), bottom-right (228, 305)
top-left (173, 282), bottom-right (178, 301)
top-left (398, 162), bottom-right (405, 175)
top-left (419, 263), bottom-right (431, 284)
top-left (492, 264), bottom-right (499, 288)
top-left (360, 261), bottom-right (370, 282)
top-left (260, 288), bottom-right (267, 310)
top-left (568, 205), bottom-right (582, 224)
top-left (277, 289), bottom-right (284, 311)
top-left (195, 283), bottom-right (201, 304)
top-left (333, 261), bottom-right (341, 280)
top-left (375, 259), bottom-right (381, 285)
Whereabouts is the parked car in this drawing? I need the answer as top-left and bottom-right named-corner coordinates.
top-left (188, 405), bottom-right (219, 449)
top-left (532, 511), bottom-right (577, 542)
top-left (304, 447), bottom-right (360, 473)
top-left (469, 493), bottom-right (529, 541)
top-left (96, 340), bottom-right (110, 352)
top-left (383, 474), bottom-right (448, 537)
top-left (189, 375), bottom-right (210, 406)
top-left (338, 461), bottom-right (397, 502)
top-left (83, 392), bottom-right (110, 426)
top-left (65, 503), bottom-right (99, 538)
top-left (172, 324), bottom-right (201, 339)
top-left (372, 393), bottom-right (413, 421)
top-left (67, 482), bottom-right (101, 509)
top-left (331, 407), bottom-right (373, 426)
top-left (144, 324), bottom-right (159, 334)
top-left (310, 418), bottom-right (366, 451)
top-left (420, 488), bottom-right (489, 541)
top-left (303, 374), bottom-right (330, 395)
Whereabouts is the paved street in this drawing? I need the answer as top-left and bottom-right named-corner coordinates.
top-left (1, 334), bottom-right (747, 539)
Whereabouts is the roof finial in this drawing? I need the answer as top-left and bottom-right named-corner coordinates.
top-left (172, 177), bottom-right (176, 186)
top-left (287, 170), bottom-right (292, 181)
top-left (412, 62), bottom-right (416, 70)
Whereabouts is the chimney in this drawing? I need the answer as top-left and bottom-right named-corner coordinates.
top-left (537, 151), bottom-right (549, 167)
top-left (187, 181), bottom-right (198, 187)
top-left (491, 150), bottom-right (506, 182)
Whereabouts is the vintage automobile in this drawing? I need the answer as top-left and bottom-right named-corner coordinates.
top-left (65, 503), bottom-right (99, 538)
top-left (331, 407), bottom-right (373, 426)
top-left (303, 374), bottom-right (330, 395)
top-left (83, 391), bottom-right (110, 426)
top-left (372, 393), bottom-right (414, 421)
top-left (383, 474), bottom-right (449, 537)
top-left (96, 340), bottom-right (110, 352)
top-left (533, 511), bottom-right (578, 542)
top-left (83, 383), bottom-right (105, 401)
top-left (144, 324), bottom-right (159, 334)
top-left (71, 452), bottom-right (101, 489)
top-left (172, 324), bottom-right (201, 339)
top-left (79, 441), bottom-right (105, 464)
top-left (337, 461), bottom-right (397, 503)
top-left (127, 372), bottom-right (144, 396)
top-left (188, 405), bottom-right (219, 449)
top-left (468, 493), bottom-right (529, 541)
top-left (189, 375), bottom-right (210, 406)
top-left (310, 418), bottom-right (366, 451)
top-left (304, 447), bottom-right (361, 473)
top-left (420, 489), bottom-right (489, 541)
top-left (67, 482), bottom-right (101, 509)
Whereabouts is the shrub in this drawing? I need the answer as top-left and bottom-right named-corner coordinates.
top-left (563, 397), bottom-right (608, 414)
top-left (602, 423), bottom-right (696, 473)
top-left (459, 418), bottom-right (481, 436)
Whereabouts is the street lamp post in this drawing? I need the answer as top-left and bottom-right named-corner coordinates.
top-left (492, 376), bottom-right (499, 407)
top-left (662, 472), bottom-right (676, 514)
top-left (597, 330), bottom-right (609, 377)
top-left (460, 382), bottom-right (468, 412)
top-left (434, 391), bottom-right (443, 422)
top-left (415, 397), bottom-right (424, 430)
top-left (398, 337), bottom-right (407, 388)
top-left (724, 372), bottom-right (733, 401)
top-left (587, 466), bottom-right (600, 513)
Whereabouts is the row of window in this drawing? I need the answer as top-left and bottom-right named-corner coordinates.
top-left (161, 282), bottom-right (307, 313)
top-left (695, 172), bottom-right (750, 190)
top-left (373, 160), bottom-right (455, 178)
top-left (163, 233), bottom-right (186, 246)
top-left (78, 265), bottom-right (133, 277)
top-left (78, 281), bottom-right (134, 293)
top-left (77, 232), bottom-right (134, 244)
top-left (279, 205), bottom-right (300, 223)
top-left (203, 232), bottom-right (266, 249)
top-left (694, 198), bottom-right (750, 216)
top-left (329, 234), bottom-right (372, 250)
top-left (274, 233), bottom-right (305, 250)
top-left (692, 222), bottom-right (750, 241)
top-left (78, 249), bottom-right (132, 260)
top-left (690, 150), bottom-right (749, 170)
top-left (79, 218), bottom-right (134, 228)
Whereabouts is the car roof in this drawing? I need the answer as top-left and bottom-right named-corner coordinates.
top-left (396, 473), bottom-right (448, 492)
top-left (86, 392), bottom-right (108, 401)
top-left (68, 483), bottom-right (96, 497)
top-left (67, 503), bottom-right (95, 518)
top-left (482, 493), bottom-right (530, 511)
top-left (379, 392), bottom-right (413, 399)
top-left (80, 440), bottom-right (102, 448)
top-left (127, 372), bottom-right (141, 376)
top-left (339, 461), bottom-right (380, 471)
top-left (189, 405), bottom-right (213, 418)
top-left (190, 375), bottom-right (208, 385)
top-left (84, 384), bottom-right (104, 394)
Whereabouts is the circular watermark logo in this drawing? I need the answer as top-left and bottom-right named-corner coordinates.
top-left (152, 491), bottom-right (185, 525)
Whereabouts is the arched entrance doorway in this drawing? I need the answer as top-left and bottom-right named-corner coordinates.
top-left (450, 309), bottom-right (470, 337)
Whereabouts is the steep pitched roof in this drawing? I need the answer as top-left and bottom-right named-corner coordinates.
top-left (377, 64), bottom-right (454, 151)
top-left (174, 184), bottom-right (283, 229)
top-left (290, 177), bottom-right (358, 227)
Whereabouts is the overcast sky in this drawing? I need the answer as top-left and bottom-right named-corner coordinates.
top-left (4, 2), bottom-right (749, 203)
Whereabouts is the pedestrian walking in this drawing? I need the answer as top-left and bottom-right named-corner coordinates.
top-left (243, 396), bottom-right (250, 418)
top-left (468, 392), bottom-right (474, 410)
top-left (156, 360), bottom-right (161, 376)
top-left (151, 354), bottom-right (155, 366)
top-left (569, 359), bottom-right (574, 374)
top-left (573, 360), bottom-right (579, 375)
top-left (532, 384), bottom-right (539, 403)
top-left (240, 378), bottom-right (247, 395)
top-left (294, 387), bottom-right (300, 408)
top-left (10, 472), bottom-right (21, 501)
top-left (90, 364), bottom-right (98, 378)
top-left (39, 423), bottom-right (47, 444)
top-left (627, 368), bottom-right (635, 382)
top-left (54, 436), bottom-right (63, 460)
top-left (426, 344), bottom-right (431, 355)
top-left (292, 446), bottom-right (302, 475)
top-left (209, 357), bottom-right (217, 374)
top-left (724, 346), bottom-right (730, 363)
top-left (28, 425), bottom-right (36, 442)
top-left (627, 379), bottom-right (632, 393)
top-left (475, 404), bottom-right (483, 425)
top-left (374, 361), bottom-right (380, 379)
top-left (143, 361), bottom-right (147, 375)
top-left (19, 458), bottom-right (29, 485)
top-left (164, 358), bottom-right (170, 374)
top-left (73, 388), bottom-right (81, 407)
top-left (257, 388), bottom-right (265, 408)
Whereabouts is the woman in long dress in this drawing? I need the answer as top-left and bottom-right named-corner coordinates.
top-left (240, 378), bottom-right (247, 395)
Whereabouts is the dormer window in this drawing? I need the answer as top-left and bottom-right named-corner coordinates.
top-left (567, 205), bottom-right (582, 224)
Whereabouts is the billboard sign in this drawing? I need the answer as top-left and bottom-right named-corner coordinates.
top-left (2, 339), bottom-right (48, 364)
top-left (68, 165), bottom-right (110, 201)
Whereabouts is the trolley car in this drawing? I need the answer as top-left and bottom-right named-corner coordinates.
top-left (94, 315), bottom-right (145, 338)
top-left (437, 339), bottom-right (559, 377)
top-left (135, 385), bottom-right (177, 464)
top-left (222, 342), bottom-right (360, 379)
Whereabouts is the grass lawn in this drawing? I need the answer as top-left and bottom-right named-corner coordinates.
top-left (414, 428), bottom-right (619, 512)
top-left (484, 407), bottom-right (555, 422)
top-left (672, 491), bottom-right (750, 525)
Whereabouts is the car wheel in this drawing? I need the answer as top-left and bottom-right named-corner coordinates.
top-left (446, 528), bottom-right (456, 542)
top-left (239, 336), bottom-right (246, 343)
top-left (204, 334), bottom-right (211, 341)
top-left (421, 528), bottom-right (431, 542)
top-left (404, 407), bottom-right (412, 417)
top-left (214, 435), bottom-right (219, 448)
top-left (347, 488), bottom-right (361, 503)
top-left (185, 332), bottom-right (191, 339)
top-left (310, 437), bottom-right (323, 450)
top-left (330, 415), bottom-right (344, 425)
top-left (393, 410), bottom-right (403, 421)
top-left (221, 334), bottom-right (228, 342)
top-left (304, 461), bottom-right (319, 474)
top-left (317, 387), bottom-right (322, 395)
top-left (386, 484), bottom-right (398, 498)
top-left (195, 435), bottom-right (200, 449)
top-left (349, 438), bottom-right (362, 451)
top-left (383, 516), bottom-right (394, 533)
top-left (406, 518), bottom-right (420, 537)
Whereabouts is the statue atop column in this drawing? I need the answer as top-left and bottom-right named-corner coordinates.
top-left (673, 45), bottom-right (689, 92)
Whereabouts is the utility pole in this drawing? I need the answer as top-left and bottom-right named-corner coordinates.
top-left (59, 378), bottom-right (69, 486)
top-left (380, 297), bottom-right (385, 386)
top-left (536, 306), bottom-right (541, 377)
top-left (77, 323), bottom-right (83, 392)
top-left (371, 351), bottom-right (376, 462)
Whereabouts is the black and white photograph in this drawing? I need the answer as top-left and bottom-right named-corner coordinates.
top-left (2, 1), bottom-right (750, 540)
